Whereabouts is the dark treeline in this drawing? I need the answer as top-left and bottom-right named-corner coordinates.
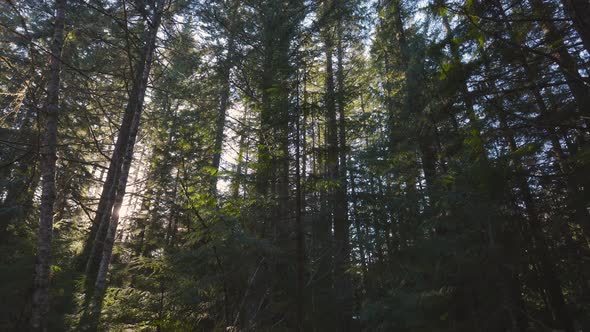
top-left (1, 0), bottom-right (589, 331)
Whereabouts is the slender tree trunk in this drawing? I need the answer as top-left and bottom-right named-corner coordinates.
top-left (80, 26), bottom-right (151, 277)
top-left (395, 0), bottom-right (438, 193)
top-left (350, 171), bottom-right (368, 291)
top-left (323, 21), bottom-right (340, 330)
top-left (295, 88), bottom-right (305, 332)
top-left (78, 3), bottom-right (152, 270)
top-left (96, 0), bottom-right (163, 296)
top-left (30, 0), bottom-right (66, 330)
top-left (93, 144), bottom-right (134, 300)
top-left (166, 170), bottom-right (180, 247)
top-left (211, 27), bottom-right (236, 194)
top-left (255, 36), bottom-right (273, 202)
top-left (231, 106), bottom-right (249, 199)
top-left (334, 19), bottom-right (352, 331)
top-left (79, 1), bottom-right (164, 330)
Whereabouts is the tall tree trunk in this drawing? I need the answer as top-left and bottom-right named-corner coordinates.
top-left (80, 32), bottom-right (148, 277)
top-left (295, 85), bottom-right (305, 331)
top-left (211, 1), bottom-right (239, 193)
top-left (255, 33), bottom-right (273, 202)
top-left (231, 106), bottom-right (249, 199)
top-left (31, 0), bottom-right (66, 330)
top-left (94, 129), bottom-right (137, 293)
top-left (334, 18), bottom-right (352, 331)
top-left (323, 21), bottom-right (340, 330)
top-left (96, 0), bottom-right (164, 294)
top-left (82, 0), bottom-right (164, 284)
top-left (350, 171), bottom-right (368, 291)
top-left (79, 1), bottom-right (164, 330)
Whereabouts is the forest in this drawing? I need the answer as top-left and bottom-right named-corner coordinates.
top-left (1, 0), bottom-right (589, 331)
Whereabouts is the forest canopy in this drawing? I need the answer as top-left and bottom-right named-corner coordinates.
top-left (1, 0), bottom-right (589, 331)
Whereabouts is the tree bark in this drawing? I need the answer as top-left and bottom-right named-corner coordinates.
top-left (80, 32), bottom-right (148, 277)
top-left (79, 1), bottom-right (164, 330)
top-left (211, 0), bottom-right (239, 193)
top-left (95, 0), bottom-right (164, 295)
top-left (322, 20), bottom-right (341, 330)
top-left (334, 17), bottom-right (352, 331)
top-left (295, 86), bottom-right (305, 332)
top-left (31, 0), bottom-right (66, 330)
top-left (231, 106), bottom-right (248, 199)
